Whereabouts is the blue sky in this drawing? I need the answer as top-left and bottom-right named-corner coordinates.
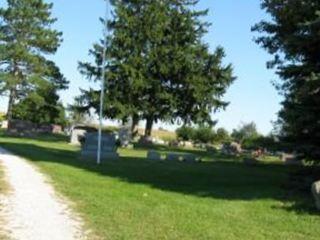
top-left (0, 0), bottom-right (281, 134)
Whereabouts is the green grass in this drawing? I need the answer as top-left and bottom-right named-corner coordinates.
top-left (0, 162), bottom-right (9, 239)
top-left (0, 133), bottom-right (319, 239)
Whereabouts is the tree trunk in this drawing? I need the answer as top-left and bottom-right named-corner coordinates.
top-left (144, 116), bottom-right (154, 138)
top-left (131, 114), bottom-right (139, 137)
top-left (7, 88), bottom-right (16, 122)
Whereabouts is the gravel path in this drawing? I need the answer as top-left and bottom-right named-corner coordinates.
top-left (0, 147), bottom-right (87, 240)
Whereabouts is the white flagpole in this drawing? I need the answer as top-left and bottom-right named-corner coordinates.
top-left (97, 0), bottom-right (109, 165)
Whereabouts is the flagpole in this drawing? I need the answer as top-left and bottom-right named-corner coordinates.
top-left (97, 0), bottom-right (109, 165)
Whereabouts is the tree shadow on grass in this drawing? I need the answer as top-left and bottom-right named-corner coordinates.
top-left (0, 141), bottom-right (318, 216)
top-left (0, 131), bottom-right (69, 143)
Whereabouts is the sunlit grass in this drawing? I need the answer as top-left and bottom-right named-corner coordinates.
top-left (0, 133), bottom-right (319, 240)
top-left (0, 162), bottom-right (9, 240)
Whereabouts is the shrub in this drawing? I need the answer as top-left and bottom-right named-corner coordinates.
top-left (214, 128), bottom-right (231, 144)
top-left (176, 126), bottom-right (195, 141)
top-left (242, 135), bottom-right (277, 150)
top-left (231, 122), bottom-right (259, 143)
top-left (193, 127), bottom-right (215, 144)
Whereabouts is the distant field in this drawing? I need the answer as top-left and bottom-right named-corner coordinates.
top-left (0, 133), bottom-right (319, 240)
top-left (138, 128), bottom-right (176, 141)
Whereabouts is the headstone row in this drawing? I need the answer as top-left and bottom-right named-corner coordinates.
top-left (147, 150), bottom-right (200, 163)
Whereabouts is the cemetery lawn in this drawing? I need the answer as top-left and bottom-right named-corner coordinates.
top-left (0, 133), bottom-right (319, 239)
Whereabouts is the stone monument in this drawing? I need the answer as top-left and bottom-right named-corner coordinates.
top-left (81, 132), bottom-right (119, 160)
top-left (70, 125), bottom-right (96, 145)
top-left (147, 150), bottom-right (162, 161)
top-left (183, 154), bottom-right (198, 163)
top-left (118, 127), bottom-right (131, 147)
top-left (312, 180), bottom-right (320, 211)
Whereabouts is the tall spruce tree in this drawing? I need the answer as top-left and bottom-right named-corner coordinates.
top-left (0, 0), bottom-right (67, 121)
top-left (253, 0), bottom-right (320, 158)
top-left (79, 0), bottom-right (234, 137)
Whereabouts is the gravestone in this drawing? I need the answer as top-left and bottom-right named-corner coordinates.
top-left (118, 127), bottom-right (132, 147)
top-left (183, 154), bottom-right (198, 163)
top-left (52, 124), bottom-right (63, 134)
top-left (7, 119), bottom-right (62, 136)
top-left (166, 153), bottom-right (182, 162)
top-left (147, 151), bottom-right (162, 161)
top-left (206, 145), bottom-right (217, 153)
top-left (243, 157), bottom-right (259, 165)
top-left (70, 125), bottom-right (96, 145)
top-left (70, 129), bottom-right (87, 145)
top-left (281, 153), bottom-right (302, 166)
top-left (312, 180), bottom-right (320, 210)
top-left (221, 142), bottom-right (242, 155)
top-left (139, 136), bottom-right (154, 146)
top-left (183, 141), bottom-right (194, 148)
top-left (81, 132), bottom-right (119, 160)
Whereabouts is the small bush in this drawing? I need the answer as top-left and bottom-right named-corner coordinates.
top-left (193, 127), bottom-right (215, 144)
top-left (214, 128), bottom-right (231, 144)
top-left (242, 135), bottom-right (277, 150)
top-left (176, 126), bottom-right (195, 141)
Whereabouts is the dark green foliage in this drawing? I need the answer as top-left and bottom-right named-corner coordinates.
top-left (242, 135), bottom-right (276, 150)
top-left (253, 0), bottom-right (320, 159)
top-left (78, 0), bottom-right (235, 137)
top-left (193, 126), bottom-right (216, 144)
top-left (0, 0), bottom-right (67, 121)
top-left (67, 97), bottom-right (92, 125)
top-left (12, 83), bottom-right (67, 126)
top-left (177, 126), bottom-right (230, 144)
top-left (214, 128), bottom-right (231, 144)
top-left (176, 126), bottom-right (195, 141)
top-left (231, 122), bottom-right (260, 144)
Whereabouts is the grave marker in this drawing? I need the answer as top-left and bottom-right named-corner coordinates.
top-left (81, 132), bottom-right (119, 161)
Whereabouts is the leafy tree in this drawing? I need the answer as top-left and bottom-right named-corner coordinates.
top-left (193, 126), bottom-right (215, 144)
top-left (231, 122), bottom-right (260, 143)
top-left (78, 0), bottom-right (234, 137)
top-left (242, 134), bottom-right (278, 151)
top-left (12, 82), bottom-right (67, 126)
top-left (253, 0), bottom-right (320, 158)
top-left (214, 127), bottom-right (230, 144)
top-left (55, 104), bottom-right (68, 127)
top-left (176, 126), bottom-right (195, 141)
top-left (0, 112), bottom-right (6, 122)
top-left (0, 0), bottom-right (67, 121)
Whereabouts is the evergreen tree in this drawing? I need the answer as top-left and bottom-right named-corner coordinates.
top-left (67, 97), bottom-right (93, 125)
top-left (0, 0), bottom-right (67, 121)
top-left (79, 0), bottom-right (234, 137)
top-left (253, 0), bottom-right (320, 158)
top-left (12, 82), bottom-right (67, 126)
